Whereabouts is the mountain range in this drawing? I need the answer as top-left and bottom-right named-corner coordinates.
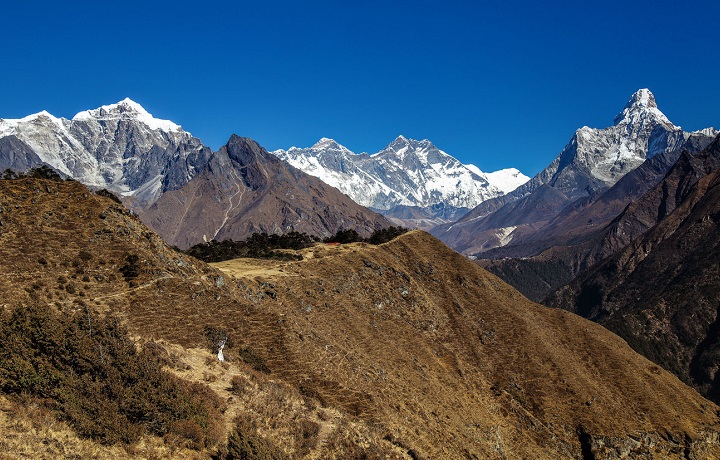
top-left (545, 136), bottom-right (720, 402)
top-left (273, 136), bottom-right (529, 227)
top-left (3, 82), bottom-right (720, 460)
top-left (0, 100), bottom-right (392, 248)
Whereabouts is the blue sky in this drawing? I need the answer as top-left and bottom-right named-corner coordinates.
top-left (1, 1), bottom-right (717, 176)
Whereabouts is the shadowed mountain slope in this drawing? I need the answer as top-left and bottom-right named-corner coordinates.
top-left (1, 177), bottom-right (720, 458)
top-left (547, 146), bottom-right (720, 403)
top-left (482, 134), bottom-right (720, 301)
top-left (138, 135), bottom-right (392, 249)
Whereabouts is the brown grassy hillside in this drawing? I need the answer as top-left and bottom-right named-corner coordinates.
top-left (1, 177), bottom-right (720, 459)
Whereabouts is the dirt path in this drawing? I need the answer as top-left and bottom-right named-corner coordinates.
top-left (212, 179), bottom-right (244, 241)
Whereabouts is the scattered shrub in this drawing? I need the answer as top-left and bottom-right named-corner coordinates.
top-left (0, 304), bottom-right (224, 448)
top-left (324, 228), bottom-right (361, 244)
top-left (2, 169), bottom-right (19, 180)
top-left (185, 228), bottom-right (408, 263)
top-left (325, 226), bottom-right (408, 245)
top-left (27, 165), bottom-right (63, 181)
top-left (366, 226), bottom-right (409, 245)
top-left (186, 232), bottom-right (318, 263)
top-left (204, 326), bottom-right (231, 355)
top-left (295, 418), bottom-right (320, 453)
top-left (298, 384), bottom-right (326, 407)
top-left (238, 347), bottom-right (270, 373)
top-left (119, 254), bottom-right (140, 281)
top-left (230, 375), bottom-right (249, 394)
top-left (223, 419), bottom-right (286, 460)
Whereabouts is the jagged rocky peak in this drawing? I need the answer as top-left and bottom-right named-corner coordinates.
top-left (613, 88), bottom-right (676, 129)
top-left (225, 134), bottom-right (266, 162)
top-left (384, 135), bottom-right (433, 152)
top-left (309, 137), bottom-right (353, 155)
top-left (273, 133), bottom-right (529, 225)
top-left (72, 98), bottom-right (184, 133)
top-left (377, 135), bottom-right (442, 165)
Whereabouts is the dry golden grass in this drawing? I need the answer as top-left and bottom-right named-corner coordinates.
top-left (0, 396), bottom-right (206, 459)
top-left (2, 178), bottom-right (720, 459)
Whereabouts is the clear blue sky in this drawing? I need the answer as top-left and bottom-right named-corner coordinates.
top-left (1, 0), bottom-right (717, 176)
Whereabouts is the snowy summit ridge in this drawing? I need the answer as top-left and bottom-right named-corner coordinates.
top-left (273, 136), bottom-right (529, 222)
top-left (73, 98), bottom-right (184, 133)
top-left (0, 99), bottom-right (211, 207)
top-left (613, 88), bottom-right (675, 129)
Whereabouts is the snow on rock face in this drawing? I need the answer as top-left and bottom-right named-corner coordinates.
top-left (483, 168), bottom-right (531, 195)
top-left (519, 88), bottom-right (705, 203)
top-left (274, 136), bottom-right (529, 220)
top-left (0, 100), bottom-right (212, 207)
top-left (612, 88), bottom-right (675, 129)
top-left (73, 98), bottom-right (184, 133)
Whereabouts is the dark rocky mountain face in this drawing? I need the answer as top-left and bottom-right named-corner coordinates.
top-left (481, 134), bottom-right (720, 302)
top-left (138, 135), bottom-right (393, 249)
top-left (434, 89), bottom-right (716, 258)
top-left (3, 176), bottom-right (720, 458)
top-left (546, 145), bottom-right (720, 402)
top-left (0, 135), bottom-right (44, 172)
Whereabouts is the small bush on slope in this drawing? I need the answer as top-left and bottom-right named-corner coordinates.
top-left (220, 418), bottom-right (286, 460)
top-left (0, 303), bottom-right (224, 448)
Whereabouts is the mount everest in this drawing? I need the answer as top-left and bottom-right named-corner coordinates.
top-left (273, 136), bottom-right (528, 226)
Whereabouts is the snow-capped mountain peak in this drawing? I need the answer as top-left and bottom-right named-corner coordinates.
top-left (375, 136), bottom-right (439, 165)
top-left (1, 100), bottom-right (211, 207)
top-left (73, 98), bottom-right (183, 133)
top-left (483, 168), bottom-right (531, 195)
top-left (273, 136), bottom-right (530, 223)
top-left (613, 88), bottom-right (675, 129)
top-left (309, 137), bottom-right (352, 155)
top-left (385, 135), bottom-right (431, 150)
